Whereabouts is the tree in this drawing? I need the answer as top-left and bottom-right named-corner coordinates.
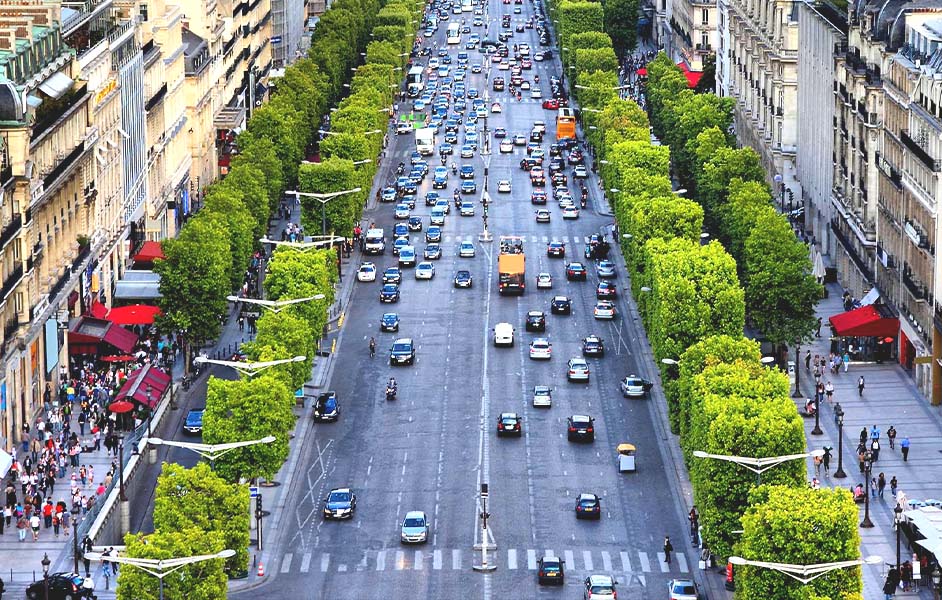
top-left (575, 69), bottom-right (620, 108)
top-left (694, 53), bottom-right (716, 94)
top-left (644, 53), bottom-right (689, 136)
top-left (154, 217), bottom-right (230, 354)
top-left (603, 0), bottom-right (639, 56)
top-left (717, 178), bottom-right (771, 261)
top-left (202, 374), bottom-right (295, 482)
top-left (153, 463), bottom-right (250, 576)
top-left (574, 46), bottom-right (619, 74)
top-left (298, 158), bottom-right (363, 235)
top-left (200, 185), bottom-right (256, 290)
top-left (744, 209), bottom-right (823, 348)
top-left (737, 486), bottom-right (862, 600)
top-left (558, 0), bottom-right (605, 46)
top-left (116, 528), bottom-right (227, 600)
top-left (231, 133), bottom-right (284, 211)
top-left (697, 146), bottom-right (766, 221)
top-left (625, 196), bottom-right (703, 277)
top-left (243, 310), bottom-right (317, 392)
top-left (568, 31), bottom-right (614, 51)
top-left (218, 163), bottom-right (272, 242)
top-left (365, 39), bottom-right (406, 67)
top-left (245, 96), bottom-right (305, 186)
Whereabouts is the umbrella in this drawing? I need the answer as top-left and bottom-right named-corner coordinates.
top-left (636, 67), bottom-right (647, 76)
top-left (108, 400), bottom-right (135, 414)
top-left (106, 304), bottom-right (161, 326)
top-left (101, 355), bottom-right (135, 363)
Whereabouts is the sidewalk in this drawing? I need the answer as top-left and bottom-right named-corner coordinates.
top-left (798, 279), bottom-right (941, 599)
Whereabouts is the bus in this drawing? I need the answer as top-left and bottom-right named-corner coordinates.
top-left (498, 236), bottom-right (525, 295)
top-left (556, 107), bottom-right (576, 141)
top-left (446, 23), bottom-right (461, 45)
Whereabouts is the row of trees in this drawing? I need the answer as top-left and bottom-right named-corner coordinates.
top-left (548, 2), bottom-right (861, 597)
top-left (123, 0), bottom-right (424, 596)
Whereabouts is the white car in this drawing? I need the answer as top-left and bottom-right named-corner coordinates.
top-left (401, 510), bottom-right (429, 543)
top-left (415, 262), bottom-right (436, 280)
top-left (536, 272), bottom-right (553, 288)
top-left (520, 80), bottom-right (531, 90)
top-left (529, 338), bottom-right (552, 360)
top-left (668, 579), bottom-right (699, 600)
top-left (499, 140), bottom-right (514, 153)
top-left (459, 241), bottom-right (476, 257)
top-left (585, 574), bottom-right (617, 599)
top-left (531, 88), bottom-right (542, 99)
top-left (357, 262), bottom-right (377, 282)
top-left (491, 102), bottom-right (502, 113)
top-left (395, 203), bottom-right (411, 219)
top-left (497, 180), bottom-right (511, 193)
top-left (460, 201), bottom-right (475, 216)
top-left (561, 206), bottom-right (580, 219)
top-left (498, 61), bottom-right (509, 70)
top-left (594, 300), bottom-right (616, 320)
top-left (532, 385), bottom-right (552, 407)
top-left (535, 209), bottom-right (551, 223)
top-left (621, 375), bottom-right (652, 399)
top-left (567, 357), bottom-right (590, 382)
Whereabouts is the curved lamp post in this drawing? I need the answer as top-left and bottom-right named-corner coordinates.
top-left (693, 449), bottom-right (825, 485)
top-left (729, 554), bottom-right (880, 585)
top-left (148, 435), bottom-right (276, 462)
top-left (194, 355), bottom-right (306, 379)
top-left (83, 549), bottom-right (236, 600)
top-left (225, 294), bottom-right (326, 314)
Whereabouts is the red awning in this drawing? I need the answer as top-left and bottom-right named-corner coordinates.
top-left (114, 364), bottom-right (171, 409)
top-left (107, 304), bottom-right (161, 326)
top-left (88, 301), bottom-right (109, 319)
top-left (133, 241), bottom-right (165, 263)
top-left (69, 317), bottom-right (138, 355)
top-left (829, 304), bottom-right (899, 338)
top-left (676, 61), bottom-right (703, 88)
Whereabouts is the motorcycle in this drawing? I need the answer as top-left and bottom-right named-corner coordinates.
top-left (397, 162), bottom-right (405, 175)
top-left (581, 196), bottom-right (587, 209)
top-left (452, 163), bottom-right (458, 175)
top-left (386, 380), bottom-right (397, 401)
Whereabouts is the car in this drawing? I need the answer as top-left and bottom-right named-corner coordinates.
top-left (537, 554), bottom-right (564, 584)
top-left (394, 203), bottom-right (411, 219)
top-left (561, 205), bottom-right (580, 220)
top-left (516, 23), bottom-right (525, 32)
top-left (594, 300), bottom-right (616, 320)
top-left (380, 283), bottom-right (400, 303)
top-left (532, 385), bottom-right (552, 408)
top-left (596, 260), bottom-right (617, 278)
top-left (426, 226), bottom-right (443, 243)
top-left (491, 102), bottom-right (502, 113)
top-left (460, 201), bottom-right (475, 216)
top-left (460, 164), bottom-right (475, 179)
top-left (530, 167), bottom-right (545, 185)
top-left (584, 574), bottom-right (617, 600)
top-left (525, 310), bottom-right (546, 332)
top-left (183, 408), bottom-right (204, 434)
top-left (394, 222), bottom-right (410, 238)
top-left (380, 312), bottom-right (400, 332)
top-left (573, 164), bottom-right (589, 179)
top-left (381, 187), bottom-right (397, 202)
top-left (531, 190), bottom-right (547, 204)
top-left (499, 139), bottom-right (514, 153)
top-left (461, 180), bottom-right (477, 194)
top-left (529, 338), bottom-right (552, 360)
top-left (383, 267), bottom-right (402, 284)
top-left (531, 88), bottom-right (542, 99)
top-left (439, 142), bottom-right (454, 156)
top-left (459, 241), bottom-right (476, 257)
top-left (323, 487), bottom-right (356, 519)
top-left (536, 272), bottom-right (553, 289)
top-left (398, 245), bottom-right (417, 267)
top-left (567, 414), bottom-right (595, 442)
top-left (574, 492), bottom-right (601, 519)
top-left (400, 510), bottom-right (430, 544)
top-left (313, 391), bottom-right (340, 422)
top-left (566, 262), bottom-right (587, 280)
top-left (620, 374), bottom-right (653, 398)
top-left (389, 338), bottom-right (416, 365)
top-left (513, 133), bottom-right (527, 146)
top-left (415, 261), bottom-right (436, 280)
top-left (461, 143), bottom-right (475, 158)
top-left (551, 295), bottom-right (572, 315)
top-left (408, 216), bottom-right (424, 232)
top-left (582, 335), bottom-right (605, 357)
top-left (547, 241), bottom-right (566, 258)
top-left (449, 269), bottom-right (472, 288)
top-left (444, 131), bottom-right (458, 143)
top-left (471, 63), bottom-right (483, 72)
top-left (567, 358), bottom-right (590, 382)
top-left (498, 60), bottom-right (509, 70)
top-left (497, 180), bottom-right (512, 193)
top-left (392, 237), bottom-right (410, 256)
top-left (591, 282), bottom-right (615, 301)
top-left (422, 243), bottom-right (442, 260)
top-left (535, 209), bottom-right (551, 223)
top-left (668, 578), bottom-right (700, 600)
top-left (496, 412), bottom-right (522, 436)
top-left (357, 262), bottom-right (377, 282)
top-left (493, 127), bottom-right (508, 138)
top-left (26, 573), bottom-right (95, 599)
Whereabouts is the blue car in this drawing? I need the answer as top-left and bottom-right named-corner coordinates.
top-left (381, 312), bottom-right (400, 332)
top-left (323, 488), bottom-right (356, 519)
top-left (394, 223), bottom-right (409, 238)
top-left (460, 165), bottom-right (475, 179)
top-left (313, 391), bottom-right (340, 422)
top-left (461, 180), bottom-right (477, 194)
top-left (183, 408), bottom-right (204, 435)
top-left (426, 226), bottom-right (443, 243)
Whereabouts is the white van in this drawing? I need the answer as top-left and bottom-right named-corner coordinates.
top-left (493, 322), bottom-right (515, 347)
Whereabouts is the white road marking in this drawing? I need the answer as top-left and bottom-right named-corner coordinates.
top-left (657, 553), bottom-right (670, 572)
top-left (527, 549), bottom-right (537, 570)
top-left (376, 550), bottom-right (386, 571)
top-left (508, 548), bottom-right (518, 570)
top-left (620, 551), bottom-right (631, 572)
top-left (300, 552), bottom-right (312, 573)
top-left (601, 550), bottom-right (612, 572)
top-left (433, 549), bottom-right (443, 570)
top-left (320, 553), bottom-right (330, 573)
top-left (638, 551), bottom-right (650, 572)
top-left (415, 550), bottom-right (424, 570)
top-left (453, 549), bottom-right (462, 570)
top-left (280, 553), bottom-right (293, 573)
top-left (338, 564), bottom-right (347, 572)
top-left (395, 550), bottom-right (405, 570)
top-left (564, 550), bottom-right (575, 570)
top-left (678, 553), bottom-right (689, 573)
top-left (583, 550), bottom-right (593, 571)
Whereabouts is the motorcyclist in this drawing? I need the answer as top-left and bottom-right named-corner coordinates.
top-left (397, 162), bottom-right (405, 175)
top-left (369, 337), bottom-right (376, 358)
top-left (534, 74), bottom-right (540, 83)
top-left (451, 162), bottom-right (458, 174)
top-left (386, 377), bottom-right (397, 400)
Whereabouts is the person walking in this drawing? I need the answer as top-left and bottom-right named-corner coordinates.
top-left (813, 454), bottom-right (822, 476)
top-left (888, 425), bottom-right (897, 449)
top-left (29, 512), bottom-right (39, 541)
top-left (871, 477), bottom-right (878, 499)
top-left (663, 535), bottom-right (673, 565)
top-left (858, 375), bottom-right (866, 396)
top-left (878, 473), bottom-right (886, 498)
top-left (822, 447), bottom-right (831, 474)
top-left (16, 513), bottom-right (27, 542)
top-left (871, 437), bottom-right (881, 462)
top-left (890, 476), bottom-right (898, 499)
top-left (825, 381), bottom-right (834, 402)
top-left (843, 351), bottom-right (851, 372)
top-left (901, 437), bottom-right (910, 461)
top-left (816, 317), bottom-right (822, 337)
top-left (804, 350), bottom-right (811, 371)
top-left (860, 427), bottom-right (868, 446)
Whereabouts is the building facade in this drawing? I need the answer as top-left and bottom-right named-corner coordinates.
top-left (719, 0), bottom-right (800, 202)
top-left (271, 0), bottom-right (306, 69)
top-left (670, 0), bottom-right (717, 72)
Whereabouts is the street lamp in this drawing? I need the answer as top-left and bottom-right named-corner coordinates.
top-left (225, 294), bottom-right (326, 314)
top-left (260, 236), bottom-right (345, 252)
top-left (728, 554), bottom-right (881, 585)
top-left (673, 188), bottom-right (688, 195)
top-left (693, 449), bottom-right (825, 485)
top-left (933, 566), bottom-right (941, 599)
top-left (895, 502), bottom-right (904, 568)
top-left (861, 450), bottom-right (874, 528)
top-left (118, 434), bottom-right (127, 501)
top-left (83, 549), bottom-right (236, 600)
top-left (834, 405), bottom-right (847, 478)
top-left (71, 506), bottom-right (81, 573)
top-left (145, 386), bottom-right (153, 439)
top-left (811, 389), bottom-right (823, 436)
top-left (317, 129), bottom-right (382, 136)
top-left (148, 435), bottom-right (276, 462)
top-left (42, 552), bottom-right (50, 599)
top-left (285, 188), bottom-right (362, 235)
top-left (193, 355), bottom-right (307, 379)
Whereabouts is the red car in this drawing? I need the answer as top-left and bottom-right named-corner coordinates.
top-left (546, 241), bottom-right (566, 258)
top-left (542, 98), bottom-right (568, 110)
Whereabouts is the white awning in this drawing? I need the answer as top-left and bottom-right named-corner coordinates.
top-left (39, 72), bottom-right (74, 99)
top-left (25, 94), bottom-right (42, 108)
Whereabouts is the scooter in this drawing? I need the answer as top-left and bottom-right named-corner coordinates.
top-left (386, 385), bottom-right (397, 401)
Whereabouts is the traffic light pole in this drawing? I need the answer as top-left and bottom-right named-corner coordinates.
top-left (473, 483), bottom-right (496, 572)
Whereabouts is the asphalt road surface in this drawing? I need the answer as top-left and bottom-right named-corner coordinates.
top-left (231, 1), bottom-right (694, 597)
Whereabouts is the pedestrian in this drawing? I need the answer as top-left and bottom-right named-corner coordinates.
top-left (901, 437), bottom-right (910, 461)
top-left (858, 375), bottom-right (865, 396)
top-left (52, 511), bottom-right (60, 537)
top-left (825, 381), bottom-right (834, 402)
top-left (871, 438), bottom-right (881, 462)
top-left (858, 448), bottom-right (866, 473)
top-left (804, 350), bottom-right (811, 371)
top-left (888, 425), bottom-right (897, 449)
top-left (101, 559), bottom-right (112, 590)
top-left (663, 535), bottom-right (673, 564)
top-left (860, 427), bottom-right (868, 446)
top-left (16, 514), bottom-right (27, 542)
top-left (844, 351), bottom-right (851, 372)
top-left (816, 316), bottom-right (822, 337)
top-left (29, 512), bottom-right (39, 540)
top-left (878, 473), bottom-right (886, 498)
top-left (871, 477), bottom-right (878, 498)
top-left (870, 425), bottom-right (880, 441)
top-left (890, 476), bottom-right (898, 499)
top-left (822, 447), bottom-right (831, 473)
top-left (813, 454), bottom-right (822, 476)
top-left (81, 535), bottom-right (93, 576)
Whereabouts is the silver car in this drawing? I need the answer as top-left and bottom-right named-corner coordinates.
top-left (584, 574), bottom-right (617, 599)
top-left (532, 385), bottom-right (552, 407)
top-left (567, 357), bottom-right (590, 382)
top-left (620, 374), bottom-right (652, 398)
top-left (668, 578), bottom-right (699, 600)
top-left (400, 510), bottom-right (429, 543)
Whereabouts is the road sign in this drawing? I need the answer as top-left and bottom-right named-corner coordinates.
top-left (271, 36), bottom-right (283, 44)
top-left (250, 486), bottom-right (260, 498)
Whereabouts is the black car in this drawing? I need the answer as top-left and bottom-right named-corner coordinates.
top-left (380, 284), bottom-right (400, 303)
top-left (460, 164), bottom-right (476, 179)
top-left (537, 555), bottom-right (565, 585)
top-left (550, 296), bottom-right (572, 315)
top-left (582, 335), bottom-right (605, 357)
top-left (407, 216), bottom-right (423, 231)
top-left (425, 191), bottom-right (441, 206)
top-left (26, 573), bottom-right (95, 599)
top-left (313, 391), bottom-right (340, 422)
top-left (454, 270), bottom-right (473, 288)
top-left (596, 281), bottom-right (617, 299)
top-left (183, 408), bottom-right (204, 435)
top-left (496, 412), bottom-right (522, 436)
top-left (323, 487), bottom-right (356, 519)
top-left (381, 312), bottom-right (400, 332)
top-left (389, 338), bottom-right (416, 365)
top-left (567, 415), bottom-right (595, 442)
top-left (574, 493), bottom-right (601, 519)
top-left (525, 310), bottom-right (546, 332)
top-left (546, 241), bottom-right (566, 258)
top-left (566, 262), bottom-right (587, 281)
top-left (383, 267), bottom-right (402, 284)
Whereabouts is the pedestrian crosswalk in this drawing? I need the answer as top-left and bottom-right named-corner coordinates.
top-left (273, 546), bottom-right (691, 576)
top-left (398, 234), bottom-right (602, 246)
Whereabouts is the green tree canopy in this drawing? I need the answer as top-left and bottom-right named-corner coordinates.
top-left (231, 133), bottom-right (285, 209)
top-left (218, 162), bottom-right (273, 242)
top-left (116, 528), bottom-right (227, 600)
top-left (574, 46), bottom-right (619, 74)
top-left (200, 185), bottom-right (256, 290)
top-left (568, 31), bottom-right (614, 51)
top-left (244, 310), bottom-right (317, 392)
top-left (603, 0), bottom-right (639, 56)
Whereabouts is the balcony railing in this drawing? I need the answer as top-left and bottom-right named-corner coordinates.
top-left (900, 129), bottom-right (941, 172)
top-left (0, 264), bottom-right (24, 301)
top-left (42, 141), bottom-right (87, 191)
top-left (903, 268), bottom-right (930, 302)
top-left (0, 214), bottom-right (22, 250)
top-left (831, 220), bottom-right (875, 282)
top-left (31, 84), bottom-right (89, 142)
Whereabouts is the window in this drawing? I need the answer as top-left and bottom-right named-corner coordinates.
top-left (702, 9), bottom-right (709, 25)
top-left (701, 33), bottom-right (709, 49)
top-left (140, 3), bottom-right (149, 21)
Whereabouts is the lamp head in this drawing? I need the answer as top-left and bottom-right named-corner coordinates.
top-left (692, 450), bottom-right (708, 459)
top-left (728, 556), bottom-right (747, 566)
top-left (809, 449), bottom-right (825, 458)
top-left (661, 358), bottom-right (678, 365)
top-left (864, 555), bottom-right (882, 566)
